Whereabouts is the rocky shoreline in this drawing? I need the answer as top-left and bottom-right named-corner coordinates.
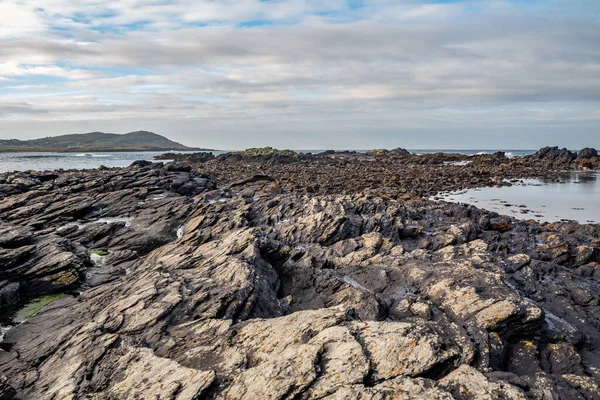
top-left (0, 147), bottom-right (599, 399)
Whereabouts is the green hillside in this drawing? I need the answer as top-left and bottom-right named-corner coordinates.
top-left (0, 131), bottom-right (212, 152)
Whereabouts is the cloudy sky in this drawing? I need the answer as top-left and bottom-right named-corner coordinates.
top-left (0, 0), bottom-right (599, 149)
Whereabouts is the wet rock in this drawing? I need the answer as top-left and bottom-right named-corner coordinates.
top-left (130, 159), bottom-right (153, 168)
top-left (155, 152), bottom-right (215, 163)
top-left (164, 161), bottom-right (192, 172)
top-left (0, 376), bottom-right (16, 400)
top-left (0, 150), bottom-right (599, 399)
top-left (0, 282), bottom-right (19, 306)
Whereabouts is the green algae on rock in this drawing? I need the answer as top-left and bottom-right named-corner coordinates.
top-left (13, 293), bottom-right (67, 323)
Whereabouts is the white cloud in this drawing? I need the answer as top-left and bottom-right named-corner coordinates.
top-left (0, 0), bottom-right (598, 148)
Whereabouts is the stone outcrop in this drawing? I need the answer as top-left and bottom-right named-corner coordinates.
top-left (155, 151), bottom-right (216, 163)
top-left (0, 161), bottom-right (216, 307)
top-left (0, 151), bottom-right (599, 399)
top-left (578, 147), bottom-right (598, 159)
top-left (526, 146), bottom-right (577, 168)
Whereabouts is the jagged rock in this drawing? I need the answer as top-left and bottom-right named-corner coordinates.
top-left (90, 343), bottom-right (215, 399)
top-left (0, 152), bottom-right (599, 399)
top-left (439, 365), bottom-right (527, 399)
top-left (365, 148), bottom-right (411, 157)
top-left (577, 147), bottom-right (598, 159)
top-left (165, 161), bottom-right (192, 172)
top-left (155, 151), bottom-right (215, 163)
top-left (130, 159), bottom-right (153, 168)
top-left (527, 146), bottom-right (576, 168)
top-left (0, 166), bottom-right (217, 317)
top-left (0, 376), bottom-right (16, 400)
top-left (0, 225), bottom-right (32, 248)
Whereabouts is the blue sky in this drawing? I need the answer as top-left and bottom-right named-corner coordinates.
top-left (0, 0), bottom-right (599, 149)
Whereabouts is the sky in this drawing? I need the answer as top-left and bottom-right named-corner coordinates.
top-left (0, 0), bottom-right (599, 150)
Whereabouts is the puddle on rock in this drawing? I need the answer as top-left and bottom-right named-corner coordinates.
top-left (434, 172), bottom-right (600, 224)
top-left (1, 293), bottom-right (68, 344)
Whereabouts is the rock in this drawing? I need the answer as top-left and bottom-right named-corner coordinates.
top-left (155, 152), bottom-right (215, 163)
top-left (527, 146), bottom-right (576, 168)
top-left (0, 376), bottom-right (17, 400)
top-left (505, 341), bottom-right (542, 376)
top-left (165, 161), bottom-right (192, 172)
top-left (130, 159), bottom-right (153, 168)
top-left (540, 342), bottom-right (583, 375)
top-left (391, 147), bottom-right (411, 157)
top-left (365, 148), bottom-right (410, 157)
top-left (439, 365), bottom-right (527, 399)
top-left (0, 282), bottom-right (20, 306)
top-left (91, 343), bottom-right (215, 399)
top-left (0, 149), bottom-right (599, 399)
top-left (389, 298), bottom-right (413, 319)
top-left (0, 226), bottom-right (32, 248)
top-left (577, 147), bottom-right (598, 159)
top-left (365, 148), bottom-right (389, 156)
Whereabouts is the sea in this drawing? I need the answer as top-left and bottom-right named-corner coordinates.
top-left (0, 150), bottom-right (228, 173)
top-left (0, 148), bottom-right (597, 225)
top-left (0, 149), bottom-right (535, 173)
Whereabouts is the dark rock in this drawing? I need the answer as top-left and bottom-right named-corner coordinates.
top-left (540, 342), bottom-right (583, 375)
top-left (0, 376), bottom-right (17, 400)
top-left (527, 146), bottom-right (576, 168)
top-left (391, 147), bottom-right (411, 157)
top-left (0, 281), bottom-right (19, 306)
top-left (130, 160), bottom-right (153, 168)
top-left (0, 226), bottom-right (32, 248)
top-left (164, 161), bottom-right (192, 172)
top-left (155, 152), bottom-right (215, 163)
top-left (577, 147), bottom-right (598, 159)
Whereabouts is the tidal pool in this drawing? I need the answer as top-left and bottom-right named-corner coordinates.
top-left (435, 172), bottom-right (600, 224)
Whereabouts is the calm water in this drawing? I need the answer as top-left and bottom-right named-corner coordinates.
top-left (0, 151), bottom-right (228, 173)
top-left (436, 172), bottom-right (600, 224)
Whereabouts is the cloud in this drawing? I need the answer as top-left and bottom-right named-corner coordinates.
top-left (0, 0), bottom-right (598, 148)
top-left (0, 2), bottom-right (45, 38)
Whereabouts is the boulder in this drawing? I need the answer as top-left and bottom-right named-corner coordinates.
top-left (577, 147), bottom-right (598, 159)
top-left (165, 161), bottom-right (192, 172)
top-left (527, 146), bottom-right (576, 167)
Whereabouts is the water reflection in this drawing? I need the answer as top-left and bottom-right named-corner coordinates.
top-left (436, 172), bottom-right (600, 224)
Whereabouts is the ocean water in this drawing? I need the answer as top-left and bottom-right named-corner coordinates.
top-left (0, 149), bottom-right (535, 173)
top-left (0, 151), bottom-right (228, 173)
top-left (436, 172), bottom-right (600, 224)
top-left (298, 149), bottom-right (536, 158)
top-left (409, 149), bottom-right (536, 158)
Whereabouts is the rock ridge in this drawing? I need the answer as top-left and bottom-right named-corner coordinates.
top-left (0, 151), bottom-right (599, 399)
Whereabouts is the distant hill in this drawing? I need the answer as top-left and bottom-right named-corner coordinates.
top-left (0, 131), bottom-right (214, 152)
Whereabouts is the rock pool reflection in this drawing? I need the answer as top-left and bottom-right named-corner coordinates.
top-left (436, 172), bottom-right (600, 224)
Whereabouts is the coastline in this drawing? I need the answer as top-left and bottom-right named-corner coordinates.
top-left (0, 146), bottom-right (599, 398)
top-left (0, 146), bottom-right (217, 153)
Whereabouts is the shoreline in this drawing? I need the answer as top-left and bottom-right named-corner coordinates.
top-left (0, 147), bottom-right (217, 153)
top-left (0, 146), bottom-right (599, 398)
